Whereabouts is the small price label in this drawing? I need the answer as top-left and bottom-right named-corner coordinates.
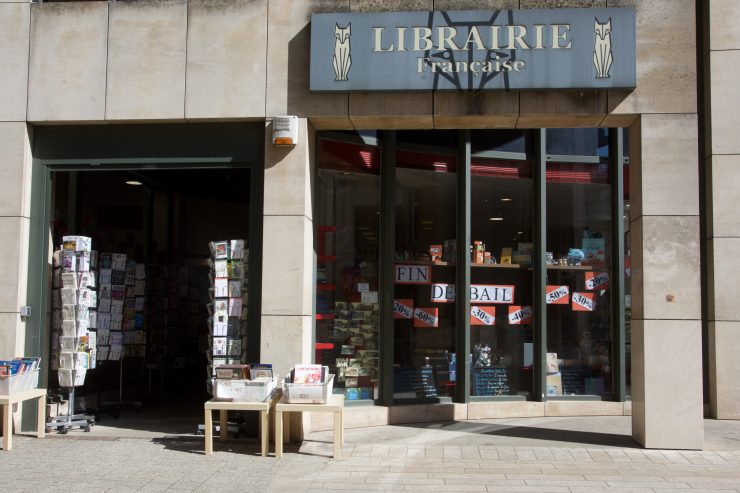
top-left (470, 306), bottom-right (496, 326)
top-left (585, 271), bottom-right (609, 290)
top-left (546, 285), bottom-right (570, 304)
top-left (572, 292), bottom-right (596, 312)
top-left (508, 306), bottom-right (533, 325)
top-left (413, 307), bottom-right (439, 328)
top-left (393, 299), bottom-right (414, 319)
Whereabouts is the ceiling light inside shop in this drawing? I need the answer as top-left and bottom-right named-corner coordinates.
top-left (501, 198), bottom-right (513, 202)
top-left (420, 220), bottom-right (434, 225)
top-left (489, 217), bottom-right (504, 221)
top-left (126, 180), bottom-right (143, 186)
top-left (341, 172), bottom-right (353, 175)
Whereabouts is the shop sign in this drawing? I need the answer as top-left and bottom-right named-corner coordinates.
top-left (572, 292), bottom-right (596, 312)
top-left (470, 306), bottom-right (496, 326)
top-left (508, 305), bottom-right (533, 325)
top-left (395, 264), bottom-right (431, 284)
top-left (584, 271), bottom-right (609, 290)
top-left (431, 283), bottom-right (455, 303)
top-left (431, 283), bottom-right (514, 303)
top-left (393, 299), bottom-right (414, 319)
top-left (413, 307), bottom-right (439, 327)
top-left (546, 285), bottom-right (569, 304)
top-left (470, 284), bottom-right (515, 304)
top-left (311, 8), bottom-right (636, 92)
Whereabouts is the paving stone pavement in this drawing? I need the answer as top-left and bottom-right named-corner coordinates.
top-left (2, 417), bottom-right (740, 493)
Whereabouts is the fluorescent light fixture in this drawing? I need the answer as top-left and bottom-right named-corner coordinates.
top-left (500, 198), bottom-right (513, 202)
top-left (489, 217), bottom-right (504, 221)
top-left (125, 180), bottom-right (143, 186)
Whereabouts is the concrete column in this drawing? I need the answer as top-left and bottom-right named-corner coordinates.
top-left (629, 115), bottom-right (704, 449)
top-left (260, 118), bottom-right (315, 380)
top-left (705, 0), bottom-right (740, 420)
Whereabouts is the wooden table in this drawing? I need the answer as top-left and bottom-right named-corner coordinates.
top-left (0, 387), bottom-right (46, 451)
top-left (274, 394), bottom-right (344, 459)
top-left (203, 391), bottom-right (281, 457)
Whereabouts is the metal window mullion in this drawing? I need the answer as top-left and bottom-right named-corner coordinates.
top-left (379, 131), bottom-right (396, 407)
top-left (534, 129), bottom-right (547, 402)
top-left (456, 130), bottom-right (471, 404)
top-left (610, 129), bottom-right (626, 402)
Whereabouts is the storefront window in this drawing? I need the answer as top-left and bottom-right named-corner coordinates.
top-left (393, 131), bottom-right (457, 401)
top-left (315, 128), bottom-right (628, 404)
top-left (469, 131), bottom-right (534, 398)
top-left (545, 129), bottom-right (612, 397)
top-left (315, 135), bottom-right (381, 401)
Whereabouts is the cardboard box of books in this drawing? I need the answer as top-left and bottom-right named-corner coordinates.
top-left (214, 376), bottom-right (278, 402)
top-left (0, 358), bottom-right (41, 394)
top-left (283, 365), bottom-right (334, 404)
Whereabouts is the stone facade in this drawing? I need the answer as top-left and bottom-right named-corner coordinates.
top-left (0, 0), bottom-right (726, 449)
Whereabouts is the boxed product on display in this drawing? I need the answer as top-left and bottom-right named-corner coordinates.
top-left (283, 365), bottom-right (334, 404)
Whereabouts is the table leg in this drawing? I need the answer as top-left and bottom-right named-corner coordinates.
top-left (333, 410), bottom-right (341, 459)
top-left (260, 410), bottom-right (268, 457)
top-left (283, 411), bottom-right (291, 444)
top-left (204, 409), bottom-right (213, 456)
top-left (274, 410), bottom-right (283, 458)
top-left (37, 396), bottom-right (46, 439)
top-left (219, 410), bottom-right (227, 441)
top-left (339, 405), bottom-right (344, 445)
top-left (2, 403), bottom-right (11, 451)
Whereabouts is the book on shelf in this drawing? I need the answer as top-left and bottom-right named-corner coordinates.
top-left (291, 364), bottom-right (324, 384)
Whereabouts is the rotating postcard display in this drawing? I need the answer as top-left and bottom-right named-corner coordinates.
top-left (207, 240), bottom-right (248, 391)
top-left (48, 235), bottom-right (97, 432)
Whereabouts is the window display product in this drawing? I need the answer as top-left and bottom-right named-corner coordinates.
top-left (207, 240), bottom-right (249, 392)
top-left (51, 236), bottom-right (98, 387)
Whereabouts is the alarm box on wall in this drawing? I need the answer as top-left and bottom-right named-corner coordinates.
top-left (272, 115), bottom-right (299, 146)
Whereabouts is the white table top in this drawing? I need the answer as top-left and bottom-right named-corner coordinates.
top-left (0, 387), bottom-right (46, 405)
top-left (204, 390), bottom-right (281, 411)
top-left (276, 393), bottom-right (344, 412)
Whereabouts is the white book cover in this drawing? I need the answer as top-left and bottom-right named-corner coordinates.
top-left (212, 337), bottom-right (227, 356)
top-left (62, 305), bottom-right (77, 322)
top-left (77, 252), bottom-right (91, 272)
top-left (214, 278), bottom-right (228, 298)
top-left (230, 239), bottom-right (245, 260)
top-left (61, 288), bottom-right (77, 305)
top-left (61, 272), bottom-right (77, 289)
top-left (111, 299), bottom-right (124, 314)
top-left (97, 329), bottom-right (110, 345)
top-left (214, 260), bottom-right (228, 278)
top-left (213, 321), bottom-right (228, 337)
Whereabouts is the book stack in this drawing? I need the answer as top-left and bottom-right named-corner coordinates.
top-left (207, 240), bottom-right (248, 385)
top-left (51, 236), bottom-right (98, 387)
top-left (122, 260), bottom-right (146, 358)
top-left (96, 253), bottom-right (127, 362)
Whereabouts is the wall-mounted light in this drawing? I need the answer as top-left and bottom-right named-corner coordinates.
top-left (272, 115), bottom-right (299, 146)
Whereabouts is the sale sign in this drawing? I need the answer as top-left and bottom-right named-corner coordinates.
top-left (413, 307), bottom-right (439, 328)
top-left (572, 292), bottom-right (596, 312)
top-left (546, 285), bottom-right (569, 305)
top-left (470, 306), bottom-right (496, 326)
top-left (585, 271), bottom-right (609, 290)
top-left (393, 299), bottom-right (414, 319)
top-left (470, 284), bottom-right (515, 304)
top-left (508, 306), bottom-right (533, 325)
top-left (431, 283), bottom-right (455, 303)
top-left (395, 264), bottom-right (431, 284)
